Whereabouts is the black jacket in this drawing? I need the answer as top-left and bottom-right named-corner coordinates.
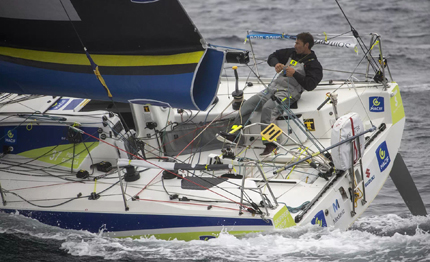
top-left (267, 48), bottom-right (323, 91)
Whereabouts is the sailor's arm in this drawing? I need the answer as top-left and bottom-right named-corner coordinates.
top-left (293, 62), bottom-right (323, 91)
top-left (267, 48), bottom-right (294, 72)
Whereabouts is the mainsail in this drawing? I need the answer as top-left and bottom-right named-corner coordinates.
top-left (0, 0), bottom-right (224, 111)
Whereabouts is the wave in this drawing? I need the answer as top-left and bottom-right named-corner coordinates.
top-left (401, 83), bottom-right (430, 93)
top-left (352, 214), bottom-right (430, 236)
top-left (2, 212), bottom-right (429, 261)
top-left (205, 35), bottom-right (247, 45)
top-left (59, 215), bottom-right (430, 261)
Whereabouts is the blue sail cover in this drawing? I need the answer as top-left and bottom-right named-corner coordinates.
top-left (0, 0), bottom-right (225, 110)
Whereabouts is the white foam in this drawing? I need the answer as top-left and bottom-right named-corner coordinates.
top-left (58, 218), bottom-right (430, 261)
top-left (402, 83), bottom-right (430, 93)
top-left (3, 211), bottom-right (430, 261)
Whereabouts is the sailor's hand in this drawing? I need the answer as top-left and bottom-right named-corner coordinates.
top-left (275, 63), bottom-right (284, 73)
top-left (285, 66), bottom-right (295, 77)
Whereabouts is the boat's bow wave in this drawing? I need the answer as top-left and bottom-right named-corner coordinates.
top-left (2, 212), bottom-right (429, 261)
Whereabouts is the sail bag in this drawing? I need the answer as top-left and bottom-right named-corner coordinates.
top-left (331, 112), bottom-right (365, 171)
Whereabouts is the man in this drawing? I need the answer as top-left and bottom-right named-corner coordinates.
top-left (218, 32), bottom-right (323, 156)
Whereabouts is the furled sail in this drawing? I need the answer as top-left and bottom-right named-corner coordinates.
top-left (0, 0), bottom-right (225, 111)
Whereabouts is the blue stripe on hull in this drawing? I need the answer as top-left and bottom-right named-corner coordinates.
top-left (0, 126), bottom-right (99, 154)
top-left (0, 61), bottom-right (196, 109)
top-left (0, 209), bottom-right (272, 233)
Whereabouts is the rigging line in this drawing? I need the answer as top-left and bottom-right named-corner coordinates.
top-left (367, 36), bottom-right (388, 74)
top-left (74, 127), bottom-right (254, 210)
top-left (105, 119), bottom-right (144, 159)
top-left (174, 99), bottom-right (235, 158)
top-left (185, 141), bottom-right (258, 197)
top-left (0, 112), bottom-right (40, 142)
top-left (97, 180), bottom-right (121, 195)
top-left (6, 180), bottom-right (120, 207)
top-left (0, 160), bottom-right (71, 175)
top-left (192, 102), bottom-right (218, 165)
top-left (278, 102), bottom-right (325, 151)
top-left (59, 1), bottom-right (133, 133)
top-left (334, 0), bottom-right (380, 74)
top-left (276, 113), bottom-right (314, 151)
top-left (136, 170), bottom-right (163, 197)
top-left (323, 68), bottom-right (367, 76)
top-left (82, 139), bottom-right (95, 175)
top-left (39, 169), bottom-right (81, 182)
top-left (0, 94), bottom-right (44, 112)
top-left (323, 31), bottom-right (353, 41)
top-left (85, 132), bottom-right (247, 206)
top-left (135, 198), bottom-right (241, 212)
top-left (333, 1), bottom-right (354, 34)
top-left (349, 80), bottom-right (375, 127)
top-left (247, 32), bottom-right (260, 77)
top-left (159, 107), bottom-right (172, 156)
top-left (58, 0), bottom-right (85, 48)
top-left (223, 67), bottom-right (231, 99)
top-left (62, 13), bottom-right (112, 101)
top-left (207, 43), bottom-right (249, 52)
top-left (0, 93), bottom-right (13, 103)
top-left (151, 167), bottom-right (257, 210)
top-left (7, 181), bottom-right (81, 192)
top-left (245, 63), bottom-right (271, 89)
top-left (183, 110), bottom-right (198, 124)
top-left (324, 42), bottom-right (382, 99)
top-left (0, 139), bottom-right (97, 173)
top-left (175, 168), bottom-right (259, 205)
top-left (4, 189), bottom-right (79, 208)
top-left (39, 141), bottom-right (98, 172)
top-left (226, 71), bottom-right (280, 149)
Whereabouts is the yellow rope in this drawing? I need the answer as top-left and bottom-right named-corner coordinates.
top-left (93, 179), bottom-right (97, 193)
top-left (286, 147), bottom-right (307, 179)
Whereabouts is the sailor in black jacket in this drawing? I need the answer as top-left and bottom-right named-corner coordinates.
top-left (267, 37), bottom-right (323, 93)
top-left (218, 32), bottom-right (322, 156)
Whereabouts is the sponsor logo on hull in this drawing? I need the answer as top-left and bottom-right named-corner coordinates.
top-left (376, 141), bottom-right (391, 172)
top-left (331, 199), bottom-right (345, 224)
top-left (5, 129), bottom-right (17, 144)
top-left (369, 96), bottom-right (384, 112)
top-left (311, 210), bottom-right (327, 227)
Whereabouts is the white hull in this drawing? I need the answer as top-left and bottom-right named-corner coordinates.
top-left (0, 78), bottom-right (405, 240)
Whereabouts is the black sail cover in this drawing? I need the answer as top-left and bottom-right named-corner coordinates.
top-left (0, 0), bottom-right (225, 110)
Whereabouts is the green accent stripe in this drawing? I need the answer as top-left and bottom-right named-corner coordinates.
top-left (0, 47), bottom-right (204, 66)
top-left (118, 230), bottom-right (264, 241)
top-left (18, 142), bottom-right (98, 169)
top-left (0, 54), bottom-right (198, 75)
top-left (390, 85), bottom-right (405, 125)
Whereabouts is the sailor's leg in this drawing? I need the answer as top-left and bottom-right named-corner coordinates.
top-left (258, 98), bottom-right (281, 155)
top-left (260, 99), bottom-right (281, 132)
top-left (217, 94), bottom-right (265, 144)
top-left (233, 93), bottom-right (264, 126)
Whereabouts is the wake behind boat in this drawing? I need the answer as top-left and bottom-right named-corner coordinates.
top-left (0, 0), bottom-right (426, 241)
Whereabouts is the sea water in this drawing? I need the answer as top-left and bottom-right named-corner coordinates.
top-left (1, 212), bottom-right (429, 261)
top-left (1, 0), bottom-right (430, 261)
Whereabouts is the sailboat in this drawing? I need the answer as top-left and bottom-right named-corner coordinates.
top-left (0, 0), bottom-right (426, 241)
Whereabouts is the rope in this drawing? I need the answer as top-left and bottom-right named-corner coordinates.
top-left (174, 99), bottom-right (234, 157)
top-left (73, 127), bottom-right (255, 212)
top-left (334, 0), bottom-right (380, 74)
top-left (135, 197), bottom-right (241, 212)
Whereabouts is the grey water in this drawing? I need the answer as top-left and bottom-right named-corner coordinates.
top-left (1, 0), bottom-right (430, 261)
